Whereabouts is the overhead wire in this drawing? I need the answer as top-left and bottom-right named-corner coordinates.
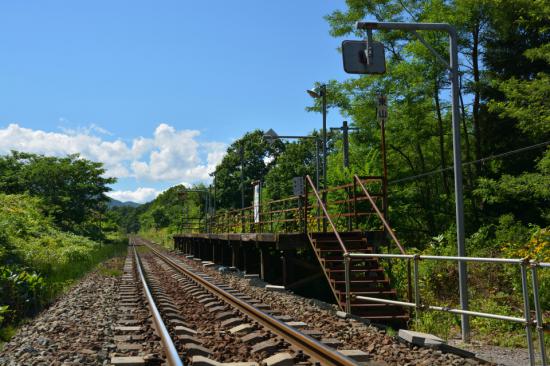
top-left (388, 140), bottom-right (550, 185)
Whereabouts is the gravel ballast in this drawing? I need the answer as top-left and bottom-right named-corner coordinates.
top-left (173, 250), bottom-right (495, 366)
top-left (0, 265), bottom-right (120, 365)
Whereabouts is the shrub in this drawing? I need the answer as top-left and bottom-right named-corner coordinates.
top-left (0, 193), bottom-right (127, 333)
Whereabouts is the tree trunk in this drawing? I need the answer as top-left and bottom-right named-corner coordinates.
top-left (415, 143), bottom-right (436, 234)
top-left (459, 81), bottom-right (473, 189)
top-left (472, 22), bottom-right (482, 171)
top-left (434, 80), bottom-right (450, 195)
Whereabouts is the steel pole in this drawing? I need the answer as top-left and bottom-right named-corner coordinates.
top-left (240, 144), bottom-right (245, 233)
top-left (205, 191), bottom-right (208, 233)
top-left (321, 84), bottom-right (328, 232)
top-left (240, 144), bottom-right (245, 210)
top-left (449, 28), bottom-right (470, 342)
top-left (344, 254), bottom-right (351, 313)
top-left (343, 121), bottom-right (349, 168)
top-left (315, 138), bottom-right (320, 190)
top-left (521, 263), bottom-right (536, 366)
top-left (316, 139), bottom-right (321, 232)
top-left (213, 172), bottom-right (216, 213)
top-left (531, 265), bottom-right (548, 366)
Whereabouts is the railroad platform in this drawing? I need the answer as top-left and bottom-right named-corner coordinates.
top-left (174, 232), bottom-right (309, 250)
top-left (174, 176), bottom-right (410, 325)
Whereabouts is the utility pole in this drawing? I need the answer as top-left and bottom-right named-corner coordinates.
top-left (240, 143), bottom-right (245, 210)
top-left (331, 121), bottom-right (359, 168)
top-left (240, 143), bottom-right (245, 232)
top-left (377, 96), bottom-right (389, 221)
top-left (213, 171), bottom-right (216, 212)
top-left (307, 84), bottom-right (328, 232)
top-left (321, 84), bottom-right (327, 232)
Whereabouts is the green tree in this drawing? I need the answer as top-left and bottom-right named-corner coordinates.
top-left (107, 205), bottom-right (142, 233)
top-left (486, 1), bottom-right (549, 140)
top-left (0, 151), bottom-right (116, 238)
top-left (321, 0), bottom-right (549, 245)
top-left (264, 136), bottom-right (320, 200)
top-left (214, 130), bottom-right (283, 209)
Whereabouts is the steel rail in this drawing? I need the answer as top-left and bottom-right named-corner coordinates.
top-left (132, 244), bottom-right (183, 366)
top-left (141, 239), bottom-right (358, 366)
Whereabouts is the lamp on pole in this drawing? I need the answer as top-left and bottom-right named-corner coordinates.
top-left (307, 84), bottom-right (328, 231)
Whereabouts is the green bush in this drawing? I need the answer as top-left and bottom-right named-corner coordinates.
top-left (0, 193), bottom-right (127, 333)
top-left (0, 267), bottom-right (46, 322)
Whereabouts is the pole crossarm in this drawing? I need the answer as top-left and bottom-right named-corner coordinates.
top-left (265, 135), bottom-right (319, 140)
top-left (356, 21), bottom-right (456, 34)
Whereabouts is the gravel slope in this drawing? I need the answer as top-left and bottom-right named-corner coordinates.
top-left (0, 259), bottom-right (123, 365)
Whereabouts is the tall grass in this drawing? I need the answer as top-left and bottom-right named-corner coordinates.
top-left (0, 194), bottom-right (127, 341)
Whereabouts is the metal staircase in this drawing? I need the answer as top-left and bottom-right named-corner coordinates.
top-left (308, 231), bottom-right (408, 322)
top-left (304, 175), bottom-right (409, 324)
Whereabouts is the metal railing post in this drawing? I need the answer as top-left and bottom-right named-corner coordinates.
top-left (344, 253), bottom-right (351, 313)
top-left (413, 254), bottom-right (421, 326)
top-left (530, 263), bottom-right (548, 366)
top-left (520, 260), bottom-right (536, 366)
top-left (413, 255), bottom-right (421, 307)
top-left (407, 259), bottom-right (413, 303)
top-left (353, 178), bottom-right (358, 230)
top-left (270, 202), bottom-right (274, 232)
top-left (304, 181), bottom-right (309, 234)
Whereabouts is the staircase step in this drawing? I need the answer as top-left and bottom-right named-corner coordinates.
top-left (339, 302), bottom-right (401, 308)
top-left (332, 279), bottom-right (389, 284)
top-left (321, 255), bottom-right (380, 264)
top-left (328, 270), bottom-right (386, 280)
top-left (334, 281), bottom-right (391, 291)
top-left (336, 289), bottom-right (397, 296)
top-left (327, 268), bottom-right (383, 273)
top-left (321, 261), bottom-right (381, 270)
top-left (316, 248), bottom-right (373, 254)
top-left (310, 232), bottom-right (364, 240)
top-left (313, 238), bottom-right (367, 244)
top-left (359, 314), bottom-right (410, 321)
top-left (329, 269), bottom-right (384, 276)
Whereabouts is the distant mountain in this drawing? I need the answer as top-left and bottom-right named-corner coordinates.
top-left (108, 198), bottom-right (141, 208)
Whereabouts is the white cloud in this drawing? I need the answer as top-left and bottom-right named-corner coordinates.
top-left (0, 123), bottom-right (227, 184)
top-left (59, 123), bottom-right (113, 136)
top-left (107, 187), bottom-right (161, 203)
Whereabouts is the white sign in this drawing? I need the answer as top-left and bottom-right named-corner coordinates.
top-left (253, 183), bottom-right (260, 224)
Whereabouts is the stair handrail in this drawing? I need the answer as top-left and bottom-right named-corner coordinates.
top-left (354, 175), bottom-right (407, 255)
top-left (305, 175), bottom-right (348, 255)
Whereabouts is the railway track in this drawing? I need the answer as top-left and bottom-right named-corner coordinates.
top-left (110, 244), bottom-right (181, 365)
top-left (0, 237), bottom-right (489, 365)
top-left (128, 237), bottom-right (369, 366)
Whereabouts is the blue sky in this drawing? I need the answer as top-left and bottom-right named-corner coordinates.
top-left (0, 1), bottom-right (352, 202)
